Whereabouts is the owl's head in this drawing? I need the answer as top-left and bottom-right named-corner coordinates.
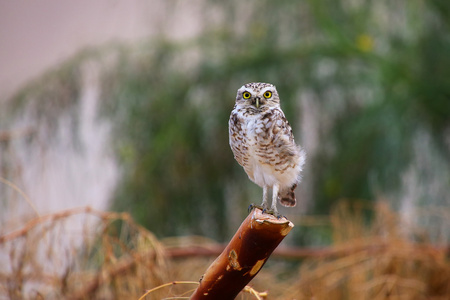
top-left (235, 82), bottom-right (280, 110)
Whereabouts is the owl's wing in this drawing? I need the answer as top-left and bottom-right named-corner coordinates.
top-left (269, 108), bottom-right (298, 158)
top-left (228, 110), bottom-right (247, 167)
top-left (270, 108), bottom-right (306, 207)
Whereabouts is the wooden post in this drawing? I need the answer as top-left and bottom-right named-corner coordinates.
top-left (190, 208), bottom-right (294, 300)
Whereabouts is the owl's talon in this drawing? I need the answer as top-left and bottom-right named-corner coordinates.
top-left (248, 204), bottom-right (263, 213)
top-left (248, 204), bottom-right (267, 213)
top-left (249, 204), bottom-right (285, 219)
top-left (258, 208), bottom-right (281, 219)
top-left (274, 212), bottom-right (283, 219)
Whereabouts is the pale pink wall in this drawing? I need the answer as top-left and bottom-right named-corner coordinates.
top-left (0, 0), bottom-right (156, 101)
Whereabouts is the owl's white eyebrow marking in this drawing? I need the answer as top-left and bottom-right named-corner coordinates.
top-left (261, 87), bottom-right (273, 93)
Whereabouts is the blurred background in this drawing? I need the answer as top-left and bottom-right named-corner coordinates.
top-left (1, 0), bottom-right (449, 299)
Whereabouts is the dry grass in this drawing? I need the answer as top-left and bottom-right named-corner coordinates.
top-left (0, 201), bottom-right (449, 299)
top-left (0, 207), bottom-right (169, 299)
top-left (282, 201), bottom-right (450, 300)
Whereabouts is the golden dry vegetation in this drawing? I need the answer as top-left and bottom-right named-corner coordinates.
top-left (1, 201), bottom-right (449, 299)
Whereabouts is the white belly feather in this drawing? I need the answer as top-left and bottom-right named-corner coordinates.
top-left (243, 114), bottom-right (303, 189)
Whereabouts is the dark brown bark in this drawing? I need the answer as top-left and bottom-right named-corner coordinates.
top-left (189, 208), bottom-right (294, 300)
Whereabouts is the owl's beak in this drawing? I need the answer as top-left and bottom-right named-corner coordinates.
top-left (253, 97), bottom-right (262, 108)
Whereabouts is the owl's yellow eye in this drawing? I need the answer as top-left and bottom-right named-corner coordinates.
top-left (263, 91), bottom-right (272, 99)
top-left (242, 91), bottom-right (251, 99)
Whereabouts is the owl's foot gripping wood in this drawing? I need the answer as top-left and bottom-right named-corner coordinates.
top-left (249, 184), bottom-right (284, 218)
top-left (248, 203), bottom-right (264, 213)
top-left (248, 204), bottom-right (283, 219)
top-left (262, 208), bottom-right (283, 219)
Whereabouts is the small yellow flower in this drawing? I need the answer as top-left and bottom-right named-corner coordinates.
top-left (356, 34), bottom-right (374, 53)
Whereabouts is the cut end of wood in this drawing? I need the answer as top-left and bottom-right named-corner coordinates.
top-left (250, 208), bottom-right (294, 225)
top-left (248, 208), bottom-right (294, 237)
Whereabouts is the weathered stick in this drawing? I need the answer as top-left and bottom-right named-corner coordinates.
top-left (190, 208), bottom-right (294, 300)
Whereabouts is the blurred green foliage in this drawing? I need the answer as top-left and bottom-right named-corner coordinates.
top-left (103, 0), bottom-right (450, 241)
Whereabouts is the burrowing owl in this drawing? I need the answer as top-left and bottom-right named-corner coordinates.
top-left (229, 82), bottom-right (306, 217)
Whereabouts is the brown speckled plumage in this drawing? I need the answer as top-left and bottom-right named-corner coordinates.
top-left (229, 82), bottom-right (306, 215)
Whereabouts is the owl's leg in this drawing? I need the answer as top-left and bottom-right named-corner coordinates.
top-left (249, 185), bottom-right (269, 213)
top-left (271, 183), bottom-right (280, 216)
top-left (261, 185), bottom-right (269, 210)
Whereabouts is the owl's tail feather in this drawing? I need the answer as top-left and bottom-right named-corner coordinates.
top-left (279, 183), bottom-right (297, 207)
